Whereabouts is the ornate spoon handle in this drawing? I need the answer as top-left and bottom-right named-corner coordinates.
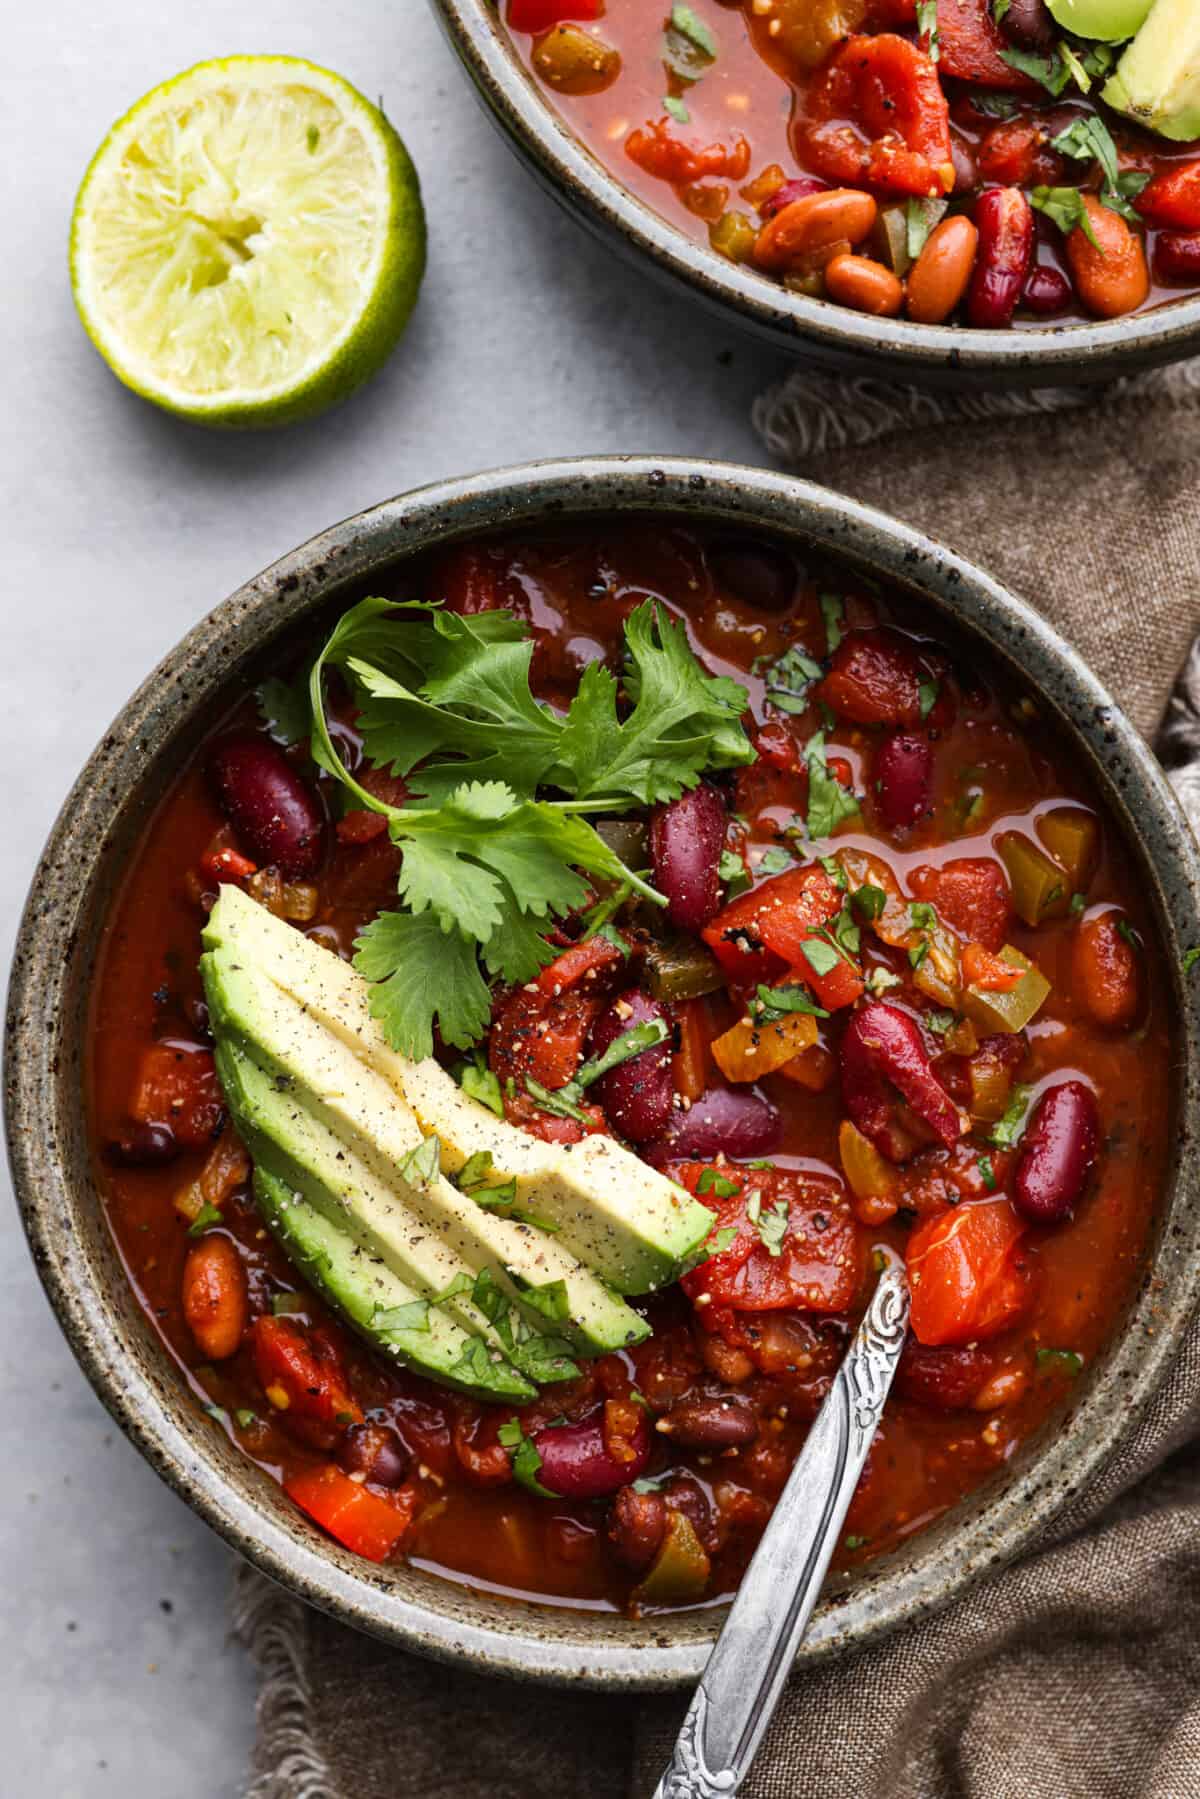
top-left (651, 1263), bottom-right (910, 1799)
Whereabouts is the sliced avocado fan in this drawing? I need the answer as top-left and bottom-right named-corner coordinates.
top-left (1103, 0), bottom-right (1200, 140)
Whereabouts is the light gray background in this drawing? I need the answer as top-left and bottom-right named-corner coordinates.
top-left (0, 3), bottom-right (786, 1794)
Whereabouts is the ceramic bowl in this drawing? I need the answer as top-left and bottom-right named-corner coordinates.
top-left (7, 457), bottom-right (1200, 1688)
top-left (431, 0), bottom-right (1200, 389)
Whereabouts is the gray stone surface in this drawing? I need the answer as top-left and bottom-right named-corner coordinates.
top-left (0, 3), bottom-right (782, 1792)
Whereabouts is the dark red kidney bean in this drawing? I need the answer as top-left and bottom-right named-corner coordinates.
top-left (608, 1485), bottom-right (667, 1572)
top-left (534, 1405), bottom-right (650, 1500)
top-left (589, 990), bottom-right (674, 1143)
top-left (1013, 1080), bottom-right (1100, 1225)
top-left (1154, 232), bottom-right (1200, 285)
top-left (874, 731), bottom-right (933, 831)
top-left (186, 996), bottom-right (214, 1040)
top-left (649, 784), bottom-right (727, 932)
top-left (1022, 264), bottom-right (1073, 315)
top-left (658, 1394), bottom-right (758, 1449)
top-left (337, 1421), bottom-right (410, 1488)
top-left (660, 1474), bottom-right (714, 1548)
top-left (895, 1336), bottom-right (994, 1410)
top-left (760, 176), bottom-right (827, 218)
top-left (108, 1121), bottom-right (179, 1167)
top-left (643, 1084), bottom-right (781, 1166)
top-left (208, 735), bottom-right (325, 879)
top-left (968, 188), bottom-right (1034, 328)
top-left (997, 0), bottom-right (1055, 48)
top-left (950, 130), bottom-right (978, 196)
top-left (841, 1003), bottom-right (962, 1158)
top-left (708, 539), bottom-right (797, 612)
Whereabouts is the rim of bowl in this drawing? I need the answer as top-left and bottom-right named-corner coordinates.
top-left (430, 0), bottom-right (1200, 384)
top-left (7, 456), bottom-right (1200, 1689)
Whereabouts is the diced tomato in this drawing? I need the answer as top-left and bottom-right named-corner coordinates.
top-left (792, 949), bottom-right (864, 1011)
top-left (626, 121), bottom-right (751, 187)
top-left (907, 1198), bottom-right (1033, 1347)
top-left (284, 1463), bottom-right (416, 1562)
top-left (752, 717), bottom-right (807, 773)
top-left (536, 933), bottom-right (627, 997)
top-left (910, 857), bottom-right (1012, 953)
top-left (924, 0), bottom-right (1043, 92)
top-left (702, 865), bottom-right (844, 982)
top-left (1136, 160), bottom-right (1200, 231)
top-left (200, 845), bottom-right (257, 883)
top-left (335, 768), bottom-right (411, 844)
top-left (962, 942), bottom-right (1022, 991)
top-left (801, 36), bottom-right (954, 198)
top-left (675, 1162), bottom-right (862, 1315)
top-left (129, 1044), bottom-right (224, 1149)
top-left (253, 1316), bottom-right (364, 1434)
top-left (899, 1138), bottom-right (1016, 1217)
top-left (489, 985), bottom-right (599, 1091)
top-left (816, 628), bottom-right (926, 728)
top-left (977, 121), bottom-right (1060, 187)
top-left (502, 1088), bottom-right (606, 1144)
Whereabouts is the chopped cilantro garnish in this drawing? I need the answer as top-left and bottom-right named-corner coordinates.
top-left (1184, 947), bottom-right (1200, 976)
top-left (924, 1009), bottom-right (956, 1035)
top-left (977, 1154), bottom-right (998, 1193)
top-left (989, 1083), bottom-right (1033, 1150)
top-left (764, 644), bottom-right (822, 714)
top-left (1116, 918), bottom-right (1141, 951)
top-left (1069, 892), bottom-right (1087, 917)
top-left (819, 592), bottom-right (845, 654)
top-left (758, 846), bottom-right (793, 876)
top-left (663, 95), bottom-right (690, 123)
top-left (820, 854), bottom-right (848, 891)
top-left (234, 1409), bottom-right (259, 1431)
top-left (1030, 186), bottom-right (1104, 251)
top-left (844, 1533), bottom-right (870, 1551)
top-left (999, 45), bottom-right (1070, 96)
top-left (697, 1167), bottom-right (741, 1199)
top-left (802, 938), bottom-right (842, 978)
top-left (374, 1298), bottom-right (432, 1334)
top-left (757, 1199), bottom-right (790, 1257)
top-left (398, 1133), bottom-right (441, 1190)
top-left (255, 672), bottom-right (312, 747)
top-left (852, 883), bottom-right (888, 922)
top-left (456, 1048), bottom-right (504, 1119)
top-left (497, 1419), bottom-right (555, 1496)
top-left (918, 678), bottom-right (939, 721)
top-left (753, 982), bottom-right (829, 1022)
top-left (803, 730), bottom-right (860, 842)
top-left (915, 0), bottom-right (938, 58)
top-left (908, 901), bottom-right (937, 931)
top-left (719, 846), bottom-right (752, 898)
top-left (1036, 1347), bottom-right (1084, 1377)
top-left (187, 1202), bottom-right (223, 1238)
top-left (909, 940), bottom-right (929, 971)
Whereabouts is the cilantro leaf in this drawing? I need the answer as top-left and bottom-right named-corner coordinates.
top-left (455, 1048), bottom-right (504, 1118)
top-left (803, 731), bottom-right (860, 842)
top-left (915, 0), bottom-right (939, 60)
top-left (989, 1083), bottom-right (1033, 1150)
top-left (719, 847), bottom-right (751, 898)
top-left (754, 982), bottom-right (828, 1021)
top-left (373, 1299), bottom-right (432, 1335)
top-left (663, 94), bottom-right (690, 122)
top-left (1031, 186), bottom-right (1104, 249)
top-left (999, 46), bottom-right (1070, 95)
top-left (697, 1167), bottom-right (741, 1199)
top-left (670, 3), bottom-right (716, 59)
top-left (756, 1199), bottom-right (790, 1257)
top-left (497, 1419), bottom-right (555, 1496)
top-left (758, 846), bottom-right (793, 876)
top-left (1036, 1347), bottom-right (1084, 1377)
top-left (819, 593), bottom-right (845, 654)
top-left (1051, 115), bottom-right (1121, 192)
top-left (764, 644), bottom-right (822, 715)
top-left (354, 911), bottom-right (492, 1058)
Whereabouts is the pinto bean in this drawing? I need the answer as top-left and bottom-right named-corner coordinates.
top-left (753, 189), bottom-right (877, 273)
top-left (1066, 198), bottom-right (1149, 319)
top-left (208, 735), bottom-right (325, 879)
top-left (181, 1235), bottom-right (248, 1361)
top-left (657, 1394), bottom-right (759, 1450)
top-left (534, 1404), bottom-right (650, 1500)
top-left (337, 1422), bottom-right (410, 1488)
top-left (1074, 912), bottom-right (1141, 1030)
top-left (643, 1083), bottom-right (781, 1165)
top-left (906, 216), bottom-right (978, 324)
top-left (649, 784), bottom-right (727, 931)
top-left (874, 731), bottom-right (934, 830)
top-left (608, 1485), bottom-right (667, 1572)
top-left (1012, 1080), bottom-right (1100, 1225)
top-left (967, 187), bottom-right (1034, 328)
top-left (823, 253), bottom-right (904, 317)
top-left (589, 989), bottom-right (674, 1142)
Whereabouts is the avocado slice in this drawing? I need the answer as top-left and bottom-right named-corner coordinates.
top-left (1046, 0), bottom-right (1152, 40)
top-left (250, 1161), bottom-right (534, 1403)
top-left (1103, 0), bottom-right (1200, 140)
top-left (203, 886), bottom-right (713, 1293)
top-left (208, 935), bottom-right (658, 1352)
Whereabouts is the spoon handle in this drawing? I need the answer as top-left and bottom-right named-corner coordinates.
top-left (651, 1263), bottom-right (910, 1799)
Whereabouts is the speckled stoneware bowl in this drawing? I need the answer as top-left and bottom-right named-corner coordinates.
top-left (431, 0), bottom-right (1200, 389)
top-left (7, 457), bottom-right (1200, 1688)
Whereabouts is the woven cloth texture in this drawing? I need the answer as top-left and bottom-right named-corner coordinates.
top-left (235, 358), bottom-right (1200, 1799)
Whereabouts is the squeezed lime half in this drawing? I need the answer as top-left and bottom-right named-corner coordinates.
top-left (70, 56), bottom-right (426, 428)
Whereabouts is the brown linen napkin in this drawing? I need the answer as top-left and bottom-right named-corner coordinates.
top-left (236, 360), bottom-right (1200, 1799)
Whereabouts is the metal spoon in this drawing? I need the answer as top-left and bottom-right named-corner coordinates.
top-left (651, 1262), bottom-right (910, 1799)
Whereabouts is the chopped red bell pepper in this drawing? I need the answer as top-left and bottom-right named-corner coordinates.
top-left (816, 627), bottom-right (927, 728)
top-left (253, 1316), bottom-right (364, 1432)
top-left (200, 845), bottom-right (257, 883)
top-left (923, 0), bottom-right (1043, 92)
top-left (907, 1197), bottom-right (1033, 1347)
top-left (701, 865), bottom-right (844, 983)
top-left (285, 1462), bottom-right (416, 1562)
top-left (801, 36), bottom-right (954, 198)
top-left (536, 932), bottom-right (627, 997)
top-left (1136, 161), bottom-right (1200, 232)
top-left (129, 1044), bottom-right (224, 1149)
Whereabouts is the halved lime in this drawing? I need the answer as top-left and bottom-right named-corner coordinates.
top-left (70, 56), bottom-right (426, 428)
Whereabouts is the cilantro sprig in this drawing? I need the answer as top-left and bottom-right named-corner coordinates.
top-left (308, 597), bottom-right (756, 1057)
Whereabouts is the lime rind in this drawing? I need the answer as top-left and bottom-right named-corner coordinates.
top-left (69, 56), bottom-right (426, 428)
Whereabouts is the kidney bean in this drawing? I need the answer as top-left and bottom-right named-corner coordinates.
top-left (759, 176), bottom-right (828, 219)
top-left (337, 1421), bottom-right (410, 1489)
top-left (906, 216), bottom-right (979, 324)
top-left (108, 1121), bottom-right (179, 1167)
top-left (589, 989), bottom-right (674, 1143)
top-left (1066, 197), bottom-right (1149, 319)
top-left (841, 1002), bottom-right (963, 1159)
top-left (753, 189), bottom-right (877, 274)
top-left (534, 1405), bottom-right (650, 1500)
top-left (1012, 1080), bottom-right (1100, 1225)
top-left (823, 253), bottom-right (904, 317)
top-left (708, 539), bottom-right (796, 612)
top-left (997, 0), bottom-right (1056, 49)
top-left (608, 1485), bottom-right (667, 1572)
top-left (950, 131), bottom-right (978, 196)
top-left (661, 1474), bottom-right (715, 1548)
top-left (182, 1235), bottom-right (248, 1361)
top-left (1154, 232), bottom-right (1200, 286)
top-left (1074, 912), bottom-right (1141, 1030)
top-left (657, 1394), bottom-right (758, 1450)
top-left (874, 731), bottom-right (934, 831)
top-left (643, 1083), bottom-right (781, 1166)
top-left (967, 188), bottom-right (1034, 328)
top-left (896, 1337), bottom-right (996, 1410)
top-left (649, 784), bottom-right (727, 932)
top-left (208, 735), bottom-right (325, 879)
top-left (1022, 263), bottom-right (1073, 315)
